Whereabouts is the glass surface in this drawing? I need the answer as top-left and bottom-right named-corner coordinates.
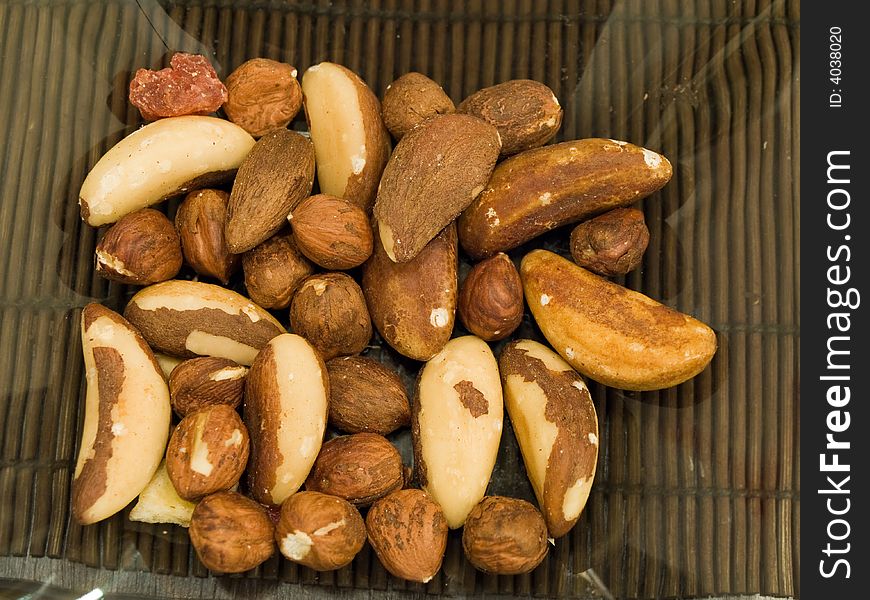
top-left (0, 1), bottom-right (799, 598)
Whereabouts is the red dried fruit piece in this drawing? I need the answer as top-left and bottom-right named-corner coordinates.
top-left (129, 52), bottom-right (228, 121)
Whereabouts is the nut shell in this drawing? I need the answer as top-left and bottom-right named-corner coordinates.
top-left (326, 356), bottom-right (410, 435)
top-left (165, 404), bottom-right (250, 500)
top-left (462, 496), bottom-right (549, 575)
top-left (569, 207), bottom-right (650, 276)
top-left (175, 189), bottom-right (239, 284)
top-left (276, 491), bottom-right (366, 571)
top-left (95, 208), bottom-right (182, 285)
top-left (289, 194), bottom-right (373, 270)
top-left (188, 491), bottom-right (275, 573)
top-left (289, 273), bottom-right (372, 361)
top-left (365, 488), bottom-right (448, 583)
top-left (224, 58), bottom-right (302, 137)
top-left (458, 253), bottom-right (524, 341)
top-left (381, 72), bottom-right (455, 140)
top-left (305, 433), bottom-right (403, 506)
top-left (168, 357), bottom-right (247, 417)
top-left (242, 230), bottom-right (315, 309)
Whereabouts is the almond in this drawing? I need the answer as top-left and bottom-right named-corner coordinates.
top-left (289, 273), bottom-right (372, 361)
top-left (365, 489), bottom-right (448, 583)
top-left (373, 113), bottom-right (501, 263)
top-left (305, 433), bottom-right (403, 507)
top-left (165, 404), bottom-right (250, 501)
top-left (289, 194), bottom-right (373, 270)
top-left (225, 128), bottom-right (315, 253)
top-left (458, 138), bottom-right (673, 260)
top-left (325, 356), bottom-right (410, 435)
top-left (95, 208), bottom-right (182, 285)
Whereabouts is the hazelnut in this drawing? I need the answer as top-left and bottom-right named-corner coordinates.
top-left (168, 357), bottom-right (247, 417)
top-left (289, 194), bottom-right (374, 270)
top-left (325, 356), bottom-right (410, 435)
top-left (188, 491), bottom-right (275, 573)
top-left (165, 405), bottom-right (250, 500)
top-left (461, 496), bottom-right (549, 575)
top-left (365, 488), bottom-right (448, 583)
top-left (289, 273), bottom-right (372, 360)
top-left (569, 207), bottom-right (650, 276)
top-left (382, 72), bottom-right (455, 140)
top-left (95, 208), bottom-right (182, 285)
top-left (175, 189), bottom-right (239, 284)
top-left (305, 433), bottom-right (403, 506)
top-left (224, 58), bottom-right (303, 137)
top-left (242, 230), bottom-right (315, 309)
top-left (276, 491), bottom-right (366, 571)
top-left (458, 252), bottom-right (524, 341)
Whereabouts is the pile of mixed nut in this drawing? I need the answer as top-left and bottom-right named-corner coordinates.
top-left (73, 52), bottom-right (717, 580)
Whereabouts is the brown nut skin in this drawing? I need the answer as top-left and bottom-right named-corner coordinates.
top-left (175, 189), bottom-right (239, 285)
top-left (381, 72), bottom-right (455, 140)
top-left (325, 356), bottom-right (410, 435)
top-left (95, 208), bottom-right (182, 285)
top-left (225, 129), bottom-right (316, 253)
top-left (458, 253), bottom-right (524, 341)
top-left (224, 58), bottom-right (302, 138)
top-left (242, 230), bottom-right (315, 309)
top-left (289, 194), bottom-right (374, 270)
top-left (305, 433), bottom-right (403, 507)
top-left (569, 207), bottom-right (650, 277)
top-left (188, 491), bottom-right (275, 573)
top-left (165, 404), bottom-right (250, 501)
top-left (462, 496), bottom-right (549, 575)
top-left (168, 357), bottom-right (247, 417)
top-left (458, 79), bottom-right (562, 156)
top-left (289, 273), bottom-right (372, 361)
top-left (365, 488), bottom-right (449, 583)
top-left (276, 491), bottom-right (366, 571)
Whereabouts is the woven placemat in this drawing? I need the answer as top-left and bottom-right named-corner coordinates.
top-left (0, 1), bottom-right (799, 598)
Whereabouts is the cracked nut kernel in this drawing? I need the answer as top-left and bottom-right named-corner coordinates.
top-left (95, 208), bottom-right (182, 285)
top-left (165, 404), bottom-right (250, 501)
top-left (276, 491), bottom-right (366, 571)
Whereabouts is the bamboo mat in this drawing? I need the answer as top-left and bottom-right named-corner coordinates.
top-left (0, 1), bottom-right (800, 598)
